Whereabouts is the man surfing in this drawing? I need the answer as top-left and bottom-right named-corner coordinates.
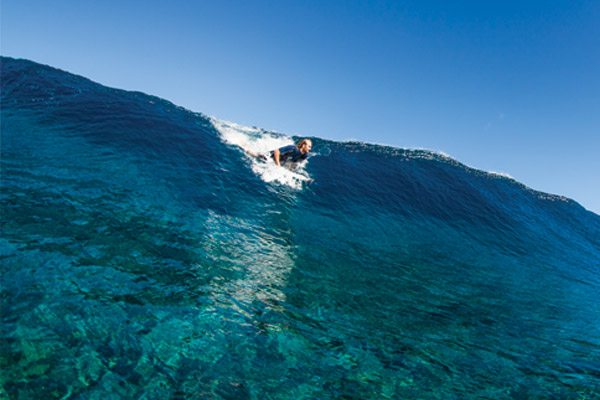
top-left (271, 139), bottom-right (312, 167)
top-left (247, 138), bottom-right (313, 168)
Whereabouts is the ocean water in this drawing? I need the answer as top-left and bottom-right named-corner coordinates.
top-left (1, 57), bottom-right (599, 399)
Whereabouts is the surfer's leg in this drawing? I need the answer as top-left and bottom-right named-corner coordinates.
top-left (244, 149), bottom-right (269, 161)
top-left (244, 149), bottom-right (258, 157)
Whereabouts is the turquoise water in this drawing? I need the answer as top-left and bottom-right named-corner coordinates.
top-left (1, 57), bottom-right (600, 399)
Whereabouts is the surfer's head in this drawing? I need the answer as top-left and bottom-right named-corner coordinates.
top-left (297, 139), bottom-right (312, 154)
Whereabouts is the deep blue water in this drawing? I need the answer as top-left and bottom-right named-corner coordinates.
top-left (1, 57), bottom-right (599, 399)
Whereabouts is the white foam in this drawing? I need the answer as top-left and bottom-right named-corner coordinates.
top-left (489, 171), bottom-right (514, 179)
top-left (210, 117), bottom-right (311, 189)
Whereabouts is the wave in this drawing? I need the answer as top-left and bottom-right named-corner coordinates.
top-left (2, 56), bottom-right (599, 399)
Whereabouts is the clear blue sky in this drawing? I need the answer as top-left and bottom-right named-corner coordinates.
top-left (2, 1), bottom-right (599, 214)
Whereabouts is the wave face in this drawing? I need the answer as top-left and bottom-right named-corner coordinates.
top-left (2, 57), bottom-right (600, 399)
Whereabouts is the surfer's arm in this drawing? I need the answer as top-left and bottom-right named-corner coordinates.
top-left (273, 149), bottom-right (281, 166)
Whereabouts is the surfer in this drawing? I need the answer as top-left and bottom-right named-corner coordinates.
top-left (271, 139), bottom-right (312, 167)
top-left (246, 138), bottom-right (312, 168)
